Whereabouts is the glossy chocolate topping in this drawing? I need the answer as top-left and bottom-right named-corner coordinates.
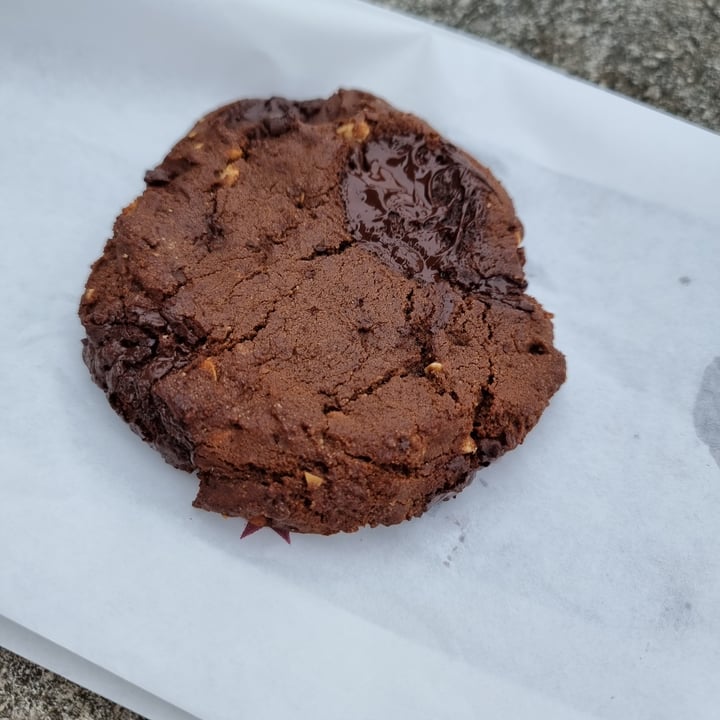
top-left (344, 135), bottom-right (506, 292)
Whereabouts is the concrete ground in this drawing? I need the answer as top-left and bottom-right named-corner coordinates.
top-left (372, 0), bottom-right (720, 132)
top-left (2, 1), bottom-right (718, 719)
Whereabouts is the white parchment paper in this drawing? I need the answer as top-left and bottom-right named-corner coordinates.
top-left (1, 1), bottom-right (719, 718)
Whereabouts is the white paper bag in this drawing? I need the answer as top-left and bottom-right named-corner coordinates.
top-left (1, 1), bottom-right (719, 718)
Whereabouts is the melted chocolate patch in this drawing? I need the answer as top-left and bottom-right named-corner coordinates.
top-left (343, 135), bottom-right (499, 291)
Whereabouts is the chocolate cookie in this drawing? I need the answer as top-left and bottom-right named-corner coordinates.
top-left (79, 90), bottom-right (565, 535)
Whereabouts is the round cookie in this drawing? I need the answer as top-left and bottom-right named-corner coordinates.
top-left (79, 90), bottom-right (565, 535)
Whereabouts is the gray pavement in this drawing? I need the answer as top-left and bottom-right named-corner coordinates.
top-left (373, 0), bottom-right (720, 132)
top-left (2, 1), bottom-right (718, 719)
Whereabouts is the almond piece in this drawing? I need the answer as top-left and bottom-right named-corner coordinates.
top-left (219, 164), bottom-right (240, 187)
top-left (304, 471), bottom-right (324, 489)
top-left (200, 358), bottom-right (218, 382)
